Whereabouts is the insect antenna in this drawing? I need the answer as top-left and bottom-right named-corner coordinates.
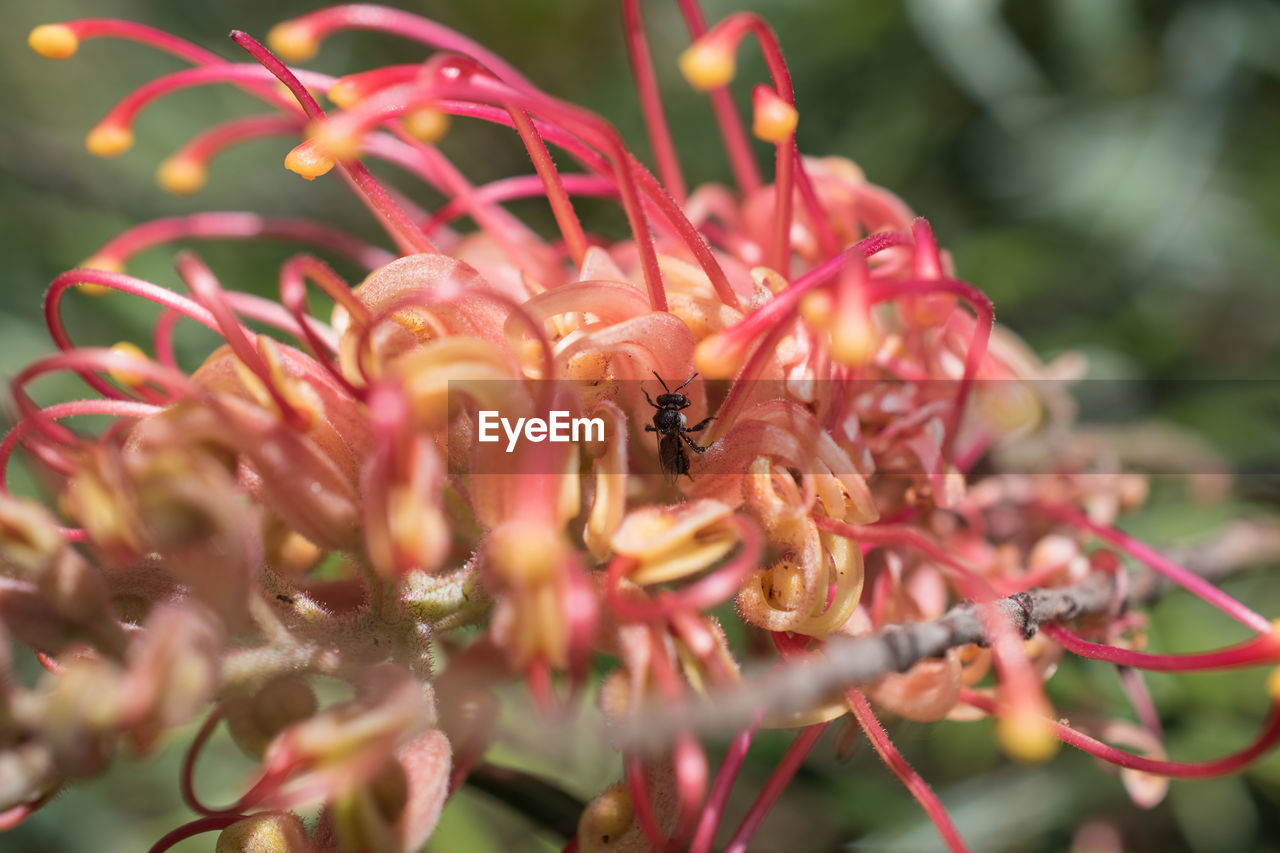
top-left (673, 373), bottom-right (698, 393)
top-left (652, 370), bottom-right (671, 392)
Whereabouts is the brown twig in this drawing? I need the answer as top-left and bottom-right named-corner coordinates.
top-left (622, 518), bottom-right (1280, 747)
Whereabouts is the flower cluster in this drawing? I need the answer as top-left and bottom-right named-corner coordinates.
top-left (5, 4), bottom-right (1279, 851)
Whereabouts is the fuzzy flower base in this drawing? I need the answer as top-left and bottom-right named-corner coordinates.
top-left (3, 5), bottom-right (1279, 852)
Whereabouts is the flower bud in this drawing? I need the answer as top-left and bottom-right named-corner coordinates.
top-left (0, 496), bottom-right (65, 580)
top-left (578, 784), bottom-right (636, 851)
top-left (321, 728), bottom-right (450, 853)
top-left (216, 813), bottom-right (309, 853)
top-left (0, 742), bottom-right (59, 817)
top-left (121, 603), bottom-right (222, 753)
top-left (225, 676), bottom-right (318, 758)
top-left (258, 666), bottom-right (433, 809)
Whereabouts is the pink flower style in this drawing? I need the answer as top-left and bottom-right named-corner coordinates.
top-left (1, 4), bottom-right (1276, 851)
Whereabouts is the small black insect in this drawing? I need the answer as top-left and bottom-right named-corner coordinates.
top-left (644, 371), bottom-right (714, 485)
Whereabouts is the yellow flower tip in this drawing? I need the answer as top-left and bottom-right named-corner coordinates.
top-left (75, 282), bottom-right (114, 297)
top-left (107, 342), bottom-right (149, 387)
top-left (1267, 666), bottom-right (1280, 702)
top-left (304, 122), bottom-right (360, 164)
top-left (798, 290), bottom-right (834, 329)
top-left (487, 521), bottom-right (565, 586)
top-left (81, 255), bottom-right (123, 274)
top-left (693, 331), bottom-right (745, 380)
top-left (678, 42), bottom-right (737, 92)
top-left (156, 157), bottom-right (207, 195)
top-left (820, 156), bottom-right (867, 184)
top-left (327, 77), bottom-right (361, 109)
top-left (29, 24), bottom-right (79, 60)
top-left (402, 108), bottom-right (451, 144)
top-left (751, 87), bottom-right (799, 144)
top-left (85, 123), bottom-right (134, 158)
top-left (976, 381), bottom-right (1042, 436)
top-left (829, 312), bottom-right (878, 367)
top-left (265, 21), bottom-right (317, 63)
top-left (996, 708), bottom-right (1060, 764)
top-left (284, 140), bottom-right (337, 181)
top-left (74, 255), bottom-right (123, 296)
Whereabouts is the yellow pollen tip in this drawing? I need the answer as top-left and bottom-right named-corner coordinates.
top-left (678, 42), bottom-right (737, 92)
top-left (156, 157), bottom-right (207, 195)
top-left (402, 108), bottom-right (451, 144)
top-left (75, 282), bottom-right (114, 298)
top-left (86, 123), bottom-right (134, 158)
top-left (830, 310), bottom-right (878, 367)
top-left (327, 78), bottom-right (361, 109)
top-left (799, 290), bottom-right (834, 329)
top-left (1267, 666), bottom-right (1280, 701)
top-left (976, 381), bottom-right (1042, 436)
top-left (107, 342), bottom-right (149, 387)
top-left (75, 256), bottom-right (123, 296)
top-left (996, 708), bottom-right (1060, 764)
top-left (284, 140), bottom-right (336, 180)
top-left (488, 521), bottom-right (565, 586)
top-left (693, 332), bottom-right (744, 380)
top-left (29, 24), bottom-right (79, 60)
top-left (305, 122), bottom-right (360, 164)
top-left (81, 255), bottom-right (123, 274)
top-left (752, 90), bottom-right (799, 144)
top-left (266, 21), bottom-right (317, 63)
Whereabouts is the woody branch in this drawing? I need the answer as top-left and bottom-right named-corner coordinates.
top-left (624, 517), bottom-right (1280, 746)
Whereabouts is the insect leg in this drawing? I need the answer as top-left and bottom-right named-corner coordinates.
top-left (685, 417), bottom-right (714, 432)
top-left (679, 431), bottom-right (709, 453)
top-left (643, 388), bottom-right (658, 408)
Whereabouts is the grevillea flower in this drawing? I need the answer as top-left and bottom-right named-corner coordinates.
top-left (4, 5), bottom-right (1279, 852)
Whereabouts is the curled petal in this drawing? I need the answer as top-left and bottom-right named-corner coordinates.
top-left (583, 402), bottom-right (629, 560)
top-left (611, 500), bottom-right (737, 587)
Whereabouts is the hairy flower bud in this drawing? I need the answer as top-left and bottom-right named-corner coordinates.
top-left (225, 675), bottom-right (318, 759)
top-left (216, 813), bottom-right (309, 853)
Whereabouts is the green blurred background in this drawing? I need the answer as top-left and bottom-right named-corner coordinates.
top-left (3, 0), bottom-right (1280, 850)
